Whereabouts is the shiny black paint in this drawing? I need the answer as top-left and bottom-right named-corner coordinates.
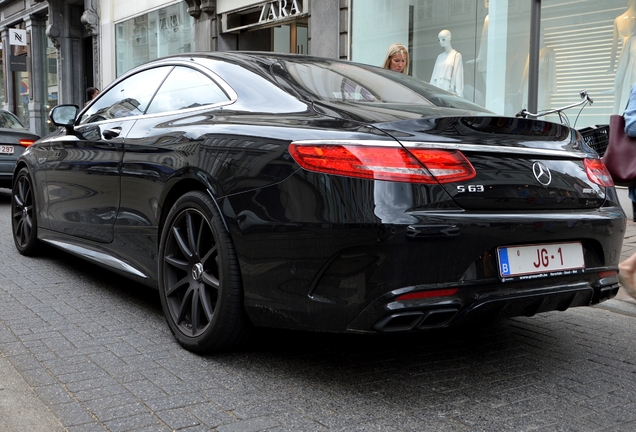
top-left (225, 172), bottom-right (623, 331)
top-left (44, 121), bottom-right (133, 243)
top-left (14, 52), bottom-right (626, 337)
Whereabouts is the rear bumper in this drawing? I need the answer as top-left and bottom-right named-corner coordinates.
top-left (350, 274), bottom-right (619, 333)
top-left (227, 177), bottom-right (626, 332)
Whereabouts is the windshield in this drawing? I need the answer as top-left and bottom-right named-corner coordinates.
top-left (274, 59), bottom-right (490, 112)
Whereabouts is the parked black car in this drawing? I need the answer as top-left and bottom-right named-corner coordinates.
top-left (0, 109), bottom-right (39, 188)
top-left (11, 52), bottom-right (626, 353)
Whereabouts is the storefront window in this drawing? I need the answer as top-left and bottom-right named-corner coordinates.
top-left (351, 0), bottom-right (531, 117)
top-left (14, 70), bottom-right (29, 126)
top-left (10, 24), bottom-right (29, 126)
top-left (541, 0), bottom-right (630, 127)
top-left (115, 2), bottom-right (194, 76)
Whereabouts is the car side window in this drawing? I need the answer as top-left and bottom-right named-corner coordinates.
top-left (145, 66), bottom-right (229, 115)
top-left (79, 66), bottom-right (173, 125)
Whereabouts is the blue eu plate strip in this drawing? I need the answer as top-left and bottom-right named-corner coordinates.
top-left (498, 248), bottom-right (510, 276)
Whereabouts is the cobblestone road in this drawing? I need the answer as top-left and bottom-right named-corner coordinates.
top-left (0, 189), bottom-right (636, 431)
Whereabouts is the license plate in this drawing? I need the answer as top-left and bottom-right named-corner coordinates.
top-left (497, 242), bottom-right (585, 281)
top-left (0, 145), bottom-right (14, 154)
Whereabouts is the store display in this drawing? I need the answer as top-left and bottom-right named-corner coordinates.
top-left (430, 29), bottom-right (464, 97)
top-left (602, 0), bottom-right (636, 113)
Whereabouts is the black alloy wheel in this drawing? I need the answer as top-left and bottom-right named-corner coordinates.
top-left (11, 167), bottom-right (40, 255)
top-left (158, 191), bottom-right (250, 353)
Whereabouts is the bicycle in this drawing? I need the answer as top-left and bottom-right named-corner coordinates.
top-left (515, 90), bottom-right (609, 157)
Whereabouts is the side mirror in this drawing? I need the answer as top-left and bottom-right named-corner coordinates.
top-left (49, 104), bottom-right (79, 128)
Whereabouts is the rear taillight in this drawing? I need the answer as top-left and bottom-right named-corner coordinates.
top-left (18, 139), bottom-right (36, 147)
top-left (584, 158), bottom-right (614, 187)
top-left (288, 143), bottom-right (476, 184)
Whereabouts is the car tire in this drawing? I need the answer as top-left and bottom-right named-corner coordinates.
top-left (158, 191), bottom-right (251, 353)
top-left (11, 167), bottom-right (41, 256)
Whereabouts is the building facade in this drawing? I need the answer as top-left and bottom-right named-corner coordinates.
top-left (0, 0), bottom-right (630, 137)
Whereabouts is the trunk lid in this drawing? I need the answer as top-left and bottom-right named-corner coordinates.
top-left (373, 115), bottom-right (605, 211)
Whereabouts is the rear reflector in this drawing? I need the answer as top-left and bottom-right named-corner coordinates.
top-left (598, 271), bottom-right (617, 278)
top-left (18, 139), bottom-right (36, 147)
top-left (584, 158), bottom-right (614, 187)
top-left (395, 288), bottom-right (459, 301)
top-left (288, 143), bottom-right (476, 184)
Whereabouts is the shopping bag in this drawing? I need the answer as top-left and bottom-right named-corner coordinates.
top-left (601, 114), bottom-right (636, 186)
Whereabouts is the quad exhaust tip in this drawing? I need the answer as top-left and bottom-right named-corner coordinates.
top-left (374, 308), bottom-right (459, 332)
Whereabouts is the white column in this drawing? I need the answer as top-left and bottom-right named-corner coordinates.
top-left (485, 0), bottom-right (508, 114)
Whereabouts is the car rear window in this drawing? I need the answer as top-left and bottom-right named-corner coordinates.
top-left (0, 111), bottom-right (26, 129)
top-left (145, 66), bottom-right (229, 114)
top-left (275, 59), bottom-right (488, 112)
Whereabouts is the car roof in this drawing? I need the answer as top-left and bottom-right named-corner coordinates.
top-left (122, 51), bottom-right (350, 78)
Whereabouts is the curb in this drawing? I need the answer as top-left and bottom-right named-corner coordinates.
top-left (594, 298), bottom-right (636, 318)
top-left (0, 353), bottom-right (64, 432)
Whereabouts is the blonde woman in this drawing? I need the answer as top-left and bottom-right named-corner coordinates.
top-left (382, 43), bottom-right (409, 74)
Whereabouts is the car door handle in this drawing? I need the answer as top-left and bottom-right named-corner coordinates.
top-left (102, 127), bottom-right (122, 140)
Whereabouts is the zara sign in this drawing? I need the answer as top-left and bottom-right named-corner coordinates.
top-left (221, 0), bottom-right (307, 34)
top-left (258, 0), bottom-right (302, 23)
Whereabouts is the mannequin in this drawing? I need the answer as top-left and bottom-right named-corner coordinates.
top-left (603, 0), bottom-right (636, 113)
top-left (430, 30), bottom-right (464, 97)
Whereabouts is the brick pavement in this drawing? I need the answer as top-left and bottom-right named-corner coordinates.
top-left (0, 190), bottom-right (635, 431)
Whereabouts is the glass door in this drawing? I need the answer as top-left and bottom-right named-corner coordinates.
top-left (273, 22), bottom-right (308, 54)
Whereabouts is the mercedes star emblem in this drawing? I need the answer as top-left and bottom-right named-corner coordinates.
top-left (532, 161), bottom-right (552, 186)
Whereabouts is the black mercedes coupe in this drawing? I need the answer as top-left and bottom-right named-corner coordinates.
top-left (11, 52), bottom-right (626, 353)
